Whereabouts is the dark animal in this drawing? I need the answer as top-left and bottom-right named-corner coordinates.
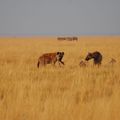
top-left (57, 37), bottom-right (66, 41)
top-left (72, 37), bottom-right (78, 41)
top-left (37, 52), bottom-right (64, 68)
top-left (85, 51), bottom-right (102, 66)
top-left (57, 37), bottom-right (78, 41)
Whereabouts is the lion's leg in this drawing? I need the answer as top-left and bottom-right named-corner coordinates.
top-left (60, 61), bottom-right (64, 65)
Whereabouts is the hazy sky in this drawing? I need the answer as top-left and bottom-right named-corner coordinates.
top-left (0, 0), bottom-right (120, 36)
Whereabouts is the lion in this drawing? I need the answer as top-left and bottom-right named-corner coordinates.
top-left (37, 52), bottom-right (64, 68)
top-left (85, 51), bottom-right (102, 66)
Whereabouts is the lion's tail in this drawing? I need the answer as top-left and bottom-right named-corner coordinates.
top-left (37, 60), bottom-right (40, 68)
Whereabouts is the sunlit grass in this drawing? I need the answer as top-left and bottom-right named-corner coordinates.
top-left (0, 36), bottom-right (120, 120)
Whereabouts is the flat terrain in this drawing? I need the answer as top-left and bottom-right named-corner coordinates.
top-left (0, 36), bottom-right (120, 120)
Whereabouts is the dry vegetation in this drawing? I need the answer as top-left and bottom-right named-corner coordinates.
top-left (0, 36), bottom-right (120, 120)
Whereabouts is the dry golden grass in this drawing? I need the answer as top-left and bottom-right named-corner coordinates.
top-left (0, 36), bottom-right (120, 120)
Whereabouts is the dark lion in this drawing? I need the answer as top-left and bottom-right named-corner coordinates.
top-left (37, 52), bottom-right (64, 68)
top-left (85, 51), bottom-right (102, 66)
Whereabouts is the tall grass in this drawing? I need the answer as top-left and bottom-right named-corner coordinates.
top-left (0, 36), bottom-right (120, 120)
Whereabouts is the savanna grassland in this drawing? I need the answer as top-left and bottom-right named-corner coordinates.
top-left (0, 36), bottom-right (120, 120)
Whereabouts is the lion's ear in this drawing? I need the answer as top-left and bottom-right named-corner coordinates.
top-left (88, 52), bottom-right (91, 54)
top-left (62, 52), bottom-right (64, 55)
top-left (57, 52), bottom-right (60, 55)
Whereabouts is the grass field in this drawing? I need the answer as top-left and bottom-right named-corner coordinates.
top-left (0, 36), bottom-right (120, 120)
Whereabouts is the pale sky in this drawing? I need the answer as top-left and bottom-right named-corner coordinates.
top-left (0, 0), bottom-right (120, 36)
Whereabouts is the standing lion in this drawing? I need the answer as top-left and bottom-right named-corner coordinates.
top-left (37, 52), bottom-right (64, 68)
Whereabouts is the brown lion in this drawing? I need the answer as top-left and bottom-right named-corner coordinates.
top-left (37, 52), bottom-right (64, 68)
